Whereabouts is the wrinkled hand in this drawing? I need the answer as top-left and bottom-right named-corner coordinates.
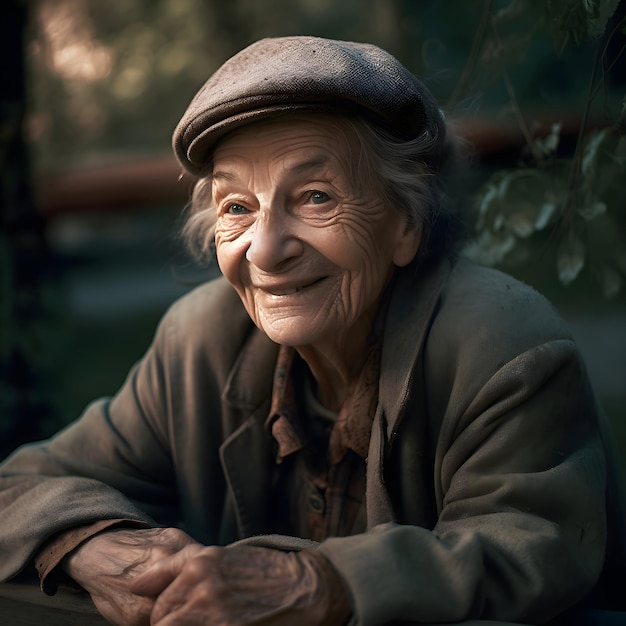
top-left (130, 544), bottom-right (352, 626)
top-left (62, 527), bottom-right (200, 626)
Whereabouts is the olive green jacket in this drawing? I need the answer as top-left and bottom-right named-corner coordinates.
top-left (0, 258), bottom-right (624, 625)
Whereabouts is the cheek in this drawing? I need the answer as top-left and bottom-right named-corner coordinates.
top-left (318, 220), bottom-right (400, 308)
top-left (214, 216), bottom-right (257, 281)
top-left (215, 237), bottom-right (245, 286)
top-left (311, 231), bottom-right (393, 314)
top-left (308, 221), bottom-right (395, 277)
top-left (323, 201), bottom-right (399, 262)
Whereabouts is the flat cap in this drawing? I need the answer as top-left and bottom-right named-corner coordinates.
top-left (173, 36), bottom-right (445, 176)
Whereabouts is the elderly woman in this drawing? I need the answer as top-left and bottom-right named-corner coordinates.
top-left (0, 36), bottom-right (624, 626)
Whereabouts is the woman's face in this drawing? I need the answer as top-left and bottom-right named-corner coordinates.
top-left (212, 116), bottom-right (420, 352)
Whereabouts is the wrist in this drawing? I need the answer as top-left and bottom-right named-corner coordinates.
top-left (36, 519), bottom-right (147, 595)
top-left (301, 550), bottom-right (352, 625)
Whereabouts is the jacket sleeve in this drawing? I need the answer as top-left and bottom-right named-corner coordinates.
top-left (0, 307), bottom-right (179, 582)
top-left (318, 338), bottom-right (608, 626)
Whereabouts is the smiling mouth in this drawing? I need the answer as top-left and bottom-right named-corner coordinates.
top-left (265, 277), bottom-right (325, 296)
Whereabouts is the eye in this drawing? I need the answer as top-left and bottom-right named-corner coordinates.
top-left (309, 191), bottom-right (330, 205)
top-left (227, 203), bottom-right (250, 215)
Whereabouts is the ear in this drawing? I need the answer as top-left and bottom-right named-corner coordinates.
top-left (393, 221), bottom-right (422, 267)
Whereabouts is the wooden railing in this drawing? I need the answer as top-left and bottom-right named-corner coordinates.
top-left (2, 580), bottom-right (623, 626)
top-left (0, 580), bottom-right (523, 625)
top-left (0, 581), bottom-right (108, 625)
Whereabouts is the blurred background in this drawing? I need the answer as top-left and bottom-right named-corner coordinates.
top-left (1, 0), bottom-right (625, 466)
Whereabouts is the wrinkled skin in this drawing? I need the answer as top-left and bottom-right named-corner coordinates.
top-left (131, 544), bottom-right (351, 626)
top-left (213, 115), bottom-right (420, 409)
top-left (64, 529), bottom-right (350, 626)
top-left (63, 527), bottom-right (199, 626)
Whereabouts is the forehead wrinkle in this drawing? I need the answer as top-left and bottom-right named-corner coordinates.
top-left (212, 169), bottom-right (237, 183)
top-left (285, 155), bottom-right (331, 175)
top-left (262, 136), bottom-right (337, 175)
top-left (212, 126), bottom-right (357, 204)
top-left (211, 152), bottom-right (254, 185)
top-left (214, 147), bottom-right (331, 174)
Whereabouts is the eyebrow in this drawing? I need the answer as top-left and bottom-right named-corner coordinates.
top-left (212, 155), bottom-right (332, 183)
top-left (212, 169), bottom-right (237, 182)
top-left (288, 155), bottom-right (331, 174)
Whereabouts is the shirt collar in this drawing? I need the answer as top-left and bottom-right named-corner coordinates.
top-left (264, 341), bottom-right (381, 464)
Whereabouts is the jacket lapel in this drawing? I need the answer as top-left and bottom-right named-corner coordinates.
top-left (366, 258), bottom-right (450, 528)
top-left (219, 327), bottom-right (279, 538)
top-left (222, 326), bottom-right (278, 412)
top-left (379, 258), bottom-right (451, 443)
top-left (219, 415), bottom-right (274, 538)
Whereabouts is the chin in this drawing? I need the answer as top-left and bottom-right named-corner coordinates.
top-left (258, 319), bottom-right (325, 348)
top-left (263, 329), bottom-right (317, 348)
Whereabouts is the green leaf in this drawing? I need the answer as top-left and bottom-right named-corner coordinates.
top-left (581, 127), bottom-right (609, 174)
top-left (535, 202), bottom-right (557, 230)
top-left (546, 0), bottom-right (619, 52)
top-left (585, 0), bottom-right (620, 39)
top-left (509, 210), bottom-right (536, 237)
top-left (463, 230), bottom-right (517, 266)
top-left (532, 122), bottom-right (562, 159)
top-left (580, 128), bottom-right (626, 200)
top-left (547, 0), bottom-right (589, 52)
top-left (578, 200), bottom-right (607, 220)
top-left (472, 166), bottom-right (568, 252)
top-left (557, 231), bottom-right (586, 284)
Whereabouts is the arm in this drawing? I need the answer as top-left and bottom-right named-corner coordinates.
top-left (319, 340), bottom-right (607, 625)
top-left (0, 301), bottom-right (216, 624)
top-left (0, 304), bottom-right (182, 582)
top-left (0, 278), bottom-right (252, 582)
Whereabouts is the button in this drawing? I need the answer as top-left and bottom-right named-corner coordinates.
top-left (308, 491), bottom-right (325, 514)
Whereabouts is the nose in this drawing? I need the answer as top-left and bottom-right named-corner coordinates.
top-left (244, 213), bottom-right (303, 272)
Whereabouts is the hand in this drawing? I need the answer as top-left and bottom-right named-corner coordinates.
top-left (62, 527), bottom-right (200, 626)
top-left (131, 544), bottom-right (352, 625)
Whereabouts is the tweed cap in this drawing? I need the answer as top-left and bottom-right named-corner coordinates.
top-left (173, 36), bottom-right (446, 175)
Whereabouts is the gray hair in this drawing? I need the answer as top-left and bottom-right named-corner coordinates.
top-left (181, 114), bottom-right (463, 267)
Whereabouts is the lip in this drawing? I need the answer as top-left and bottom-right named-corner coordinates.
top-left (256, 277), bottom-right (326, 296)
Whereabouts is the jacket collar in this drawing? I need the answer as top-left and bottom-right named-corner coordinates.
top-left (220, 326), bottom-right (278, 538)
top-left (222, 325), bottom-right (279, 412)
top-left (378, 257), bottom-right (451, 443)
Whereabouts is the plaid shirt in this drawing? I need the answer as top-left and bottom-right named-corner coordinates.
top-left (264, 343), bottom-right (381, 542)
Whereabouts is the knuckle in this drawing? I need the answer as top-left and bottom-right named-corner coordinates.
top-left (150, 544), bottom-right (174, 560)
top-left (191, 582), bottom-right (216, 605)
top-left (184, 554), bottom-right (213, 578)
top-left (158, 526), bottom-right (184, 544)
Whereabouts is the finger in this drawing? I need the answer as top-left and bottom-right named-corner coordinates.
top-left (130, 544), bottom-right (208, 597)
top-left (149, 549), bottom-right (224, 624)
top-left (91, 593), bottom-right (154, 626)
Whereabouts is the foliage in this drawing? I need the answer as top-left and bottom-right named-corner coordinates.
top-left (24, 0), bottom-right (626, 297)
top-left (26, 0), bottom-right (424, 172)
top-left (464, 0), bottom-right (626, 297)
